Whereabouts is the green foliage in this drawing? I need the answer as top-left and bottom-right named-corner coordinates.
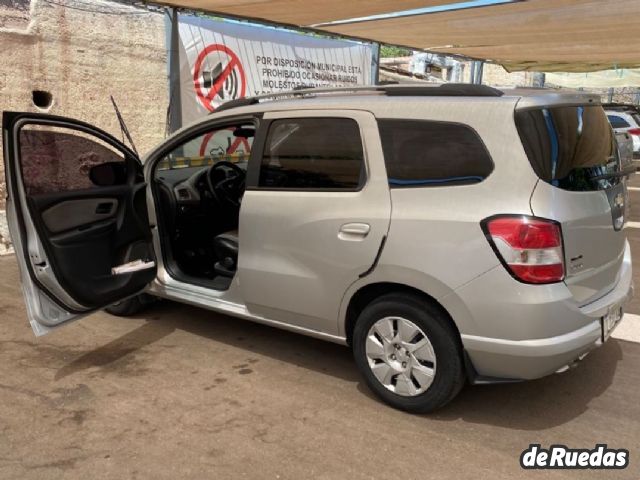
top-left (380, 45), bottom-right (412, 58)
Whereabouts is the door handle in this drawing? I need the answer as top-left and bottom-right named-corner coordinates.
top-left (95, 201), bottom-right (115, 215)
top-left (339, 222), bottom-right (370, 240)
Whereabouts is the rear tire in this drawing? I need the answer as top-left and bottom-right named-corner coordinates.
top-left (105, 294), bottom-right (149, 317)
top-left (352, 292), bottom-right (465, 413)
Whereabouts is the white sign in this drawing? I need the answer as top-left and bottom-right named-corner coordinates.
top-left (176, 15), bottom-right (374, 124)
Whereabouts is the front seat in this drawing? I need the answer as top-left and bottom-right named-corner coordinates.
top-left (213, 230), bottom-right (238, 277)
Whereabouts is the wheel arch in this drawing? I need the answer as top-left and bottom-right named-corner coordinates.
top-left (343, 281), bottom-right (463, 348)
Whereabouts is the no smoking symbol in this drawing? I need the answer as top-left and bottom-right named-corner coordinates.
top-left (199, 128), bottom-right (251, 157)
top-left (193, 44), bottom-right (247, 112)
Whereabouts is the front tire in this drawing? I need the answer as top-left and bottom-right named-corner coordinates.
top-left (105, 294), bottom-right (150, 317)
top-left (352, 292), bottom-right (465, 413)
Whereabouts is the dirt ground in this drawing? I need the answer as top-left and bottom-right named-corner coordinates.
top-left (1, 178), bottom-right (640, 478)
top-left (1, 258), bottom-right (640, 479)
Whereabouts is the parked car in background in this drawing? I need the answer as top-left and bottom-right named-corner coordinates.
top-left (3, 85), bottom-right (633, 413)
top-left (615, 130), bottom-right (635, 171)
top-left (605, 103), bottom-right (640, 164)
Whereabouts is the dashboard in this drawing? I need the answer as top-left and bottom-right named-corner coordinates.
top-left (156, 161), bottom-right (249, 208)
top-left (155, 166), bottom-right (207, 206)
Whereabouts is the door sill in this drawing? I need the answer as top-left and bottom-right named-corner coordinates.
top-left (145, 280), bottom-right (348, 346)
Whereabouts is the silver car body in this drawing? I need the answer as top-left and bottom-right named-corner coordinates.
top-left (606, 109), bottom-right (640, 160)
top-left (614, 130), bottom-right (634, 170)
top-left (4, 86), bottom-right (633, 383)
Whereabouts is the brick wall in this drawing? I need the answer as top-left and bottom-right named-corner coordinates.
top-left (0, 0), bottom-right (168, 210)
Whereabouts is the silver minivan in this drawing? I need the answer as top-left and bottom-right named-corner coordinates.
top-left (3, 84), bottom-right (633, 412)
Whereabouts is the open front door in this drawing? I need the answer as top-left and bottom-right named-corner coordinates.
top-left (3, 112), bottom-right (156, 336)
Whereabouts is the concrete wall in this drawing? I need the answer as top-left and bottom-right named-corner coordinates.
top-left (0, 0), bottom-right (168, 210)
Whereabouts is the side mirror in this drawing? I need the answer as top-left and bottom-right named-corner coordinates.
top-left (233, 127), bottom-right (255, 138)
top-left (89, 162), bottom-right (127, 187)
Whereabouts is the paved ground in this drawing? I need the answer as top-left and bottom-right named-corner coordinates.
top-left (2, 188), bottom-right (640, 479)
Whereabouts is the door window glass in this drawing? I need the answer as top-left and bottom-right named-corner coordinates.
top-left (19, 125), bottom-right (126, 195)
top-left (259, 118), bottom-right (364, 190)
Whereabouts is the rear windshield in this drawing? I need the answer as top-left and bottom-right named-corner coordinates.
top-left (607, 115), bottom-right (631, 129)
top-left (515, 106), bottom-right (621, 191)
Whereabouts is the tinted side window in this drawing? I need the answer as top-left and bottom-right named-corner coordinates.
top-left (19, 126), bottom-right (126, 195)
top-left (377, 120), bottom-right (493, 187)
top-left (259, 118), bottom-right (363, 190)
top-left (607, 115), bottom-right (631, 129)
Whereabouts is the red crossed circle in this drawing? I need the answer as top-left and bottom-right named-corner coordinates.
top-left (199, 128), bottom-right (251, 157)
top-left (193, 44), bottom-right (247, 112)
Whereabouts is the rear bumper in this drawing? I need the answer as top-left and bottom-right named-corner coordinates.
top-left (460, 240), bottom-right (633, 380)
top-left (463, 321), bottom-right (602, 380)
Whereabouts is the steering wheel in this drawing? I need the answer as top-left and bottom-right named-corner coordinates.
top-left (206, 161), bottom-right (246, 208)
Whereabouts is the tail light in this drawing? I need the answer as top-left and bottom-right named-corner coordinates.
top-left (481, 215), bottom-right (564, 284)
top-left (627, 128), bottom-right (640, 136)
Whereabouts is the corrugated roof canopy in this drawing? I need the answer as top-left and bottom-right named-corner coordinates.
top-left (155, 0), bottom-right (640, 72)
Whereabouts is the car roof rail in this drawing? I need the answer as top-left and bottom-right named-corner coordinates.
top-left (383, 83), bottom-right (503, 97)
top-left (211, 83), bottom-right (504, 114)
top-left (214, 96), bottom-right (260, 112)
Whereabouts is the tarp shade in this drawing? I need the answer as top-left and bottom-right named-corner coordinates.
top-left (153, 0), bottom-right (640, 72)
top-left (322, 0), bottom-right (640, 72)
top-left (546, 69), bottom-right (640, 88)
top-left (153, 0), bottom-right (461, 27)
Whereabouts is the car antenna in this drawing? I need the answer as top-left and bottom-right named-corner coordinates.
top-left (110, 95), bottom-right (138, 156)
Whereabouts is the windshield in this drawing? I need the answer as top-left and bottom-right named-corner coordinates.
top-left (157, 124), bottom-right (254, 171)
top-left (515, 105), bottom-right (620, 192)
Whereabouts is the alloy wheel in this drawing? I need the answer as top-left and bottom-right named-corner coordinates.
top-left (365, 316), bottom-right (437, 397)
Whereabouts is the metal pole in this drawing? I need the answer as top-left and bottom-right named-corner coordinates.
top-left (476, 61), bottom-right (484, 85)
top-left (371, 42), bottom-right (380, 85)
top-left (607, 87), bottom-right (614, 103)
top-left (469, 61), bottom-right (483, 85)
top-left (532, 72), bottom-right (545, 88)
top-left (166, 7), bottom-right (183, 134)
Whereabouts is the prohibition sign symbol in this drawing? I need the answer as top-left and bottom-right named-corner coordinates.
top-left (193, 44), bottom-right (247, 112)
top-left (199, 128), bottom-right (251, 157)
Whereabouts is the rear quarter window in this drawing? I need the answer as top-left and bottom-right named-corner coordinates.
top-left (377, 119), bottom-right (494, 187)
top-left (516, 106), bottom-right (620, 192)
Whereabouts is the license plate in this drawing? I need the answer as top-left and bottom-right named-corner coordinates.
top-left (602, 306), bottom-right (623, 341)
